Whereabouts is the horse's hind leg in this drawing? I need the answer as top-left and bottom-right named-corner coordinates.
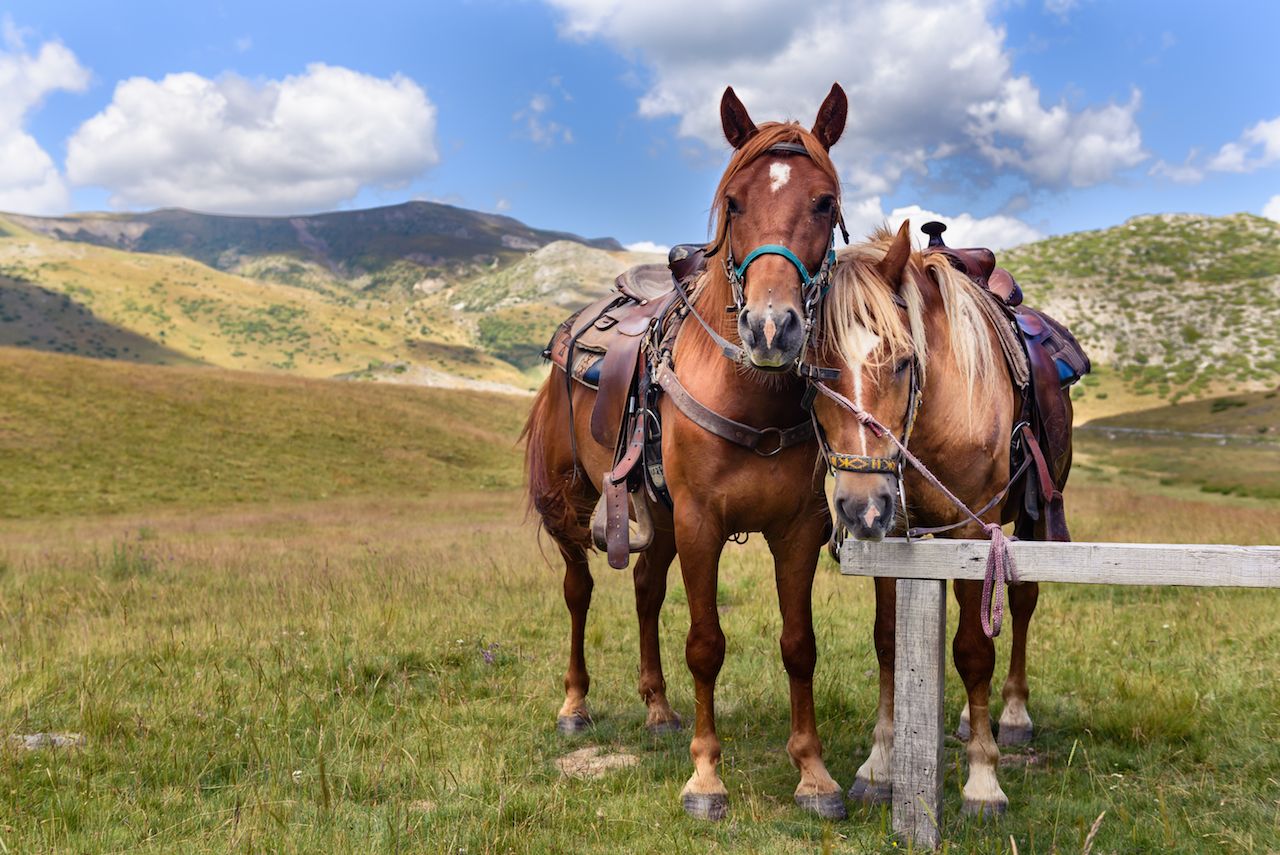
top-left (634, 529), bottom-right (681, 733)
top-left (998, 581), bottom-right (1038, 746)
top-left (556, 540), bottom-right (595, 734)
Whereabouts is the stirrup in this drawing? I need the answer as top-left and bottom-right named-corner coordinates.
top-left (589, 489), bottom-right (654, 559)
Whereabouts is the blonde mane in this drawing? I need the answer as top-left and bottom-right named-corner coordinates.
top-left (821, 229), bottom-right (999, 397)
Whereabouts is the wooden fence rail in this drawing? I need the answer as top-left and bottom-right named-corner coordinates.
top-left (839, 537), bottom-right (1280, 849)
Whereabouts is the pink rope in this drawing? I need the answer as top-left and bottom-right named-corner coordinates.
top-left (814, 382), bottom-right (1018, 637)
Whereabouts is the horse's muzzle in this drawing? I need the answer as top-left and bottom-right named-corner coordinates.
top-left (738, 306), bottom-right (803, 369)
top-left (835, 479), bottom-right (897, 542)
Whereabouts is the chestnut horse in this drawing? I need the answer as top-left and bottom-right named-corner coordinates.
top-left (524, 85), bottom-right (850, 820)
top-left (808, 223), bottom-right (1070, 816)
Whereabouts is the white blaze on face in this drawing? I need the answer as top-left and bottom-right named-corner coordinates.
top-left (847, 325), bottom-right (881, 456)
top-left (769, 161), bottom-right (791, 193)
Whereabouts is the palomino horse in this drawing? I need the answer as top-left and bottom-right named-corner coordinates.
top-left (807, 223), bottom-right (1072, 816)
top-left (524, 85), bottom-right (851, 820)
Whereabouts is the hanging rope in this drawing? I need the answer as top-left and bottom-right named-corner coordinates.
top-left (813, 381), bottom-right (1019, 637)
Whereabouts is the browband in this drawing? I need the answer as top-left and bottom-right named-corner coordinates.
top-left (767, 141), bottom-right (811, 156)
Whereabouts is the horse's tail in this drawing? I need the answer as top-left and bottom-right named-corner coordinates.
top-left (520, 376), bottom-right (588, 548)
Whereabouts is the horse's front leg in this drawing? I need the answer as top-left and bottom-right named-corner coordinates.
top-left (766, 514), bottom-right (846, 819)
top-left (997, 580), bottom-right (1038, 745)
top-left (954, 578), bottom-right (1007, 817)
top-left (850, 576), bottom-right (895, 805)
top-left (674, 506), bottom-right (729, 820)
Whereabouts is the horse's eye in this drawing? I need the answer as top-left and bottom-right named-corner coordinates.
top-left (894, 357), bottom-right (912, 375)
top-left (726, 197), bottom-right (742, 216)
top-left (813, 195), bottom-right (835, 215)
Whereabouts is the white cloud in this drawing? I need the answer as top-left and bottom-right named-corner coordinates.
top-left (1263, 195), bottom-right (1280, 223)
top-left (1149, 156), bottom-right (1203, 185)
top-left (843, 196), bottom-right (1043, 251)
top-left (1043, 0), bottom-right (1080, 18)
top-left (1207, 116), bottom-right (1280, 173)
top-left (66, 63), bottom-right (439, 215)
top-left (514, 87), bottom-right (574, 146)
top-left (624, 240), bottom-right (668, 255)
top-left (494, 197), bottom-right (512, 212)
top-left (0, 19), bottom-right (90, 214)
top-left (544, 0), bottom-right (1145, 196)
top-left (967, 80), bottom-right (1145, 188)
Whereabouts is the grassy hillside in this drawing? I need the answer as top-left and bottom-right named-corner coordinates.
top-left (1075, 386), bottom-right (1280, 501)
top-left (1006, 213), bottom-right (1280, 405)
top-left (0, 216), bottom-right (540, 388)
top-left (6, 202), bottom-right (621, 292)
top-left (0, 348), bottom-right (527, 518)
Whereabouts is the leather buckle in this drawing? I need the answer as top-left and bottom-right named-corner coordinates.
top-left (754, 427), bottom-right (785, 457)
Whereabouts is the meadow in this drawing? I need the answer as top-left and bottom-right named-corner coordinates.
top-left (1, 349), bottom-right (1278, 853)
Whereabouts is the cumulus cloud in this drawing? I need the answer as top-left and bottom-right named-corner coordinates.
top-left (1207, 116), bottom-right (1280, 173)
top-left (1263, 195), bottom-right (1280, 223)
top-left (966, 80), bottom-right (1145, 188)
top-left (843, 197), bottom-right (1043, 251)
top-left (624, 240), bottom-right (669, 254)
top-left (0, 19), bottom-right (90, 214)
top-left (544, 0), bottom-right (1145, 198)
top-left (66, 63), bottom-right (439, 214)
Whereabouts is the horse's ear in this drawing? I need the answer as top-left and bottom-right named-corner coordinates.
top-left (878, 220), bottom-right (912, 289)
top-left (811, 83), bottom-right (847, 150)
top-left (721, 87), bottom-right (758, 149)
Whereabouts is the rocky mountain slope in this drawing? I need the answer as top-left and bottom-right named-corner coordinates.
top-left (1006, 213), bottom-right (1280, 405)
top-left (6, 201), bottom-right (621, 295)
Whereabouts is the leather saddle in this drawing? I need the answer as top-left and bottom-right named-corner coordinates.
top-left (921, 221), bottom-right (1087, 542)
top-left (543, 247), bottom-right (705, 569)
top-left (922, 221), bottom-right (1024, 307)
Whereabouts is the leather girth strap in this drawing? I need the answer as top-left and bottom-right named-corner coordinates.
top-left (653, 357), bottom-right (813, 454)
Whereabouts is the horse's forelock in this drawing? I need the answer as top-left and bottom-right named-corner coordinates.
top-left (822, 232), bottom-right (1001, 401)
top-left (706, 122), bottom-right (841, 253)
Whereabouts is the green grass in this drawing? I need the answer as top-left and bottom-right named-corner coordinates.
top-left (1, 355), bottom-right (1278, 852)
top-left (1077, 387), bottom-right (1280, 500)
top-left (0, 348), bottom-right (526, 518)
top-left (0, 487), bottom-right (1277, 853)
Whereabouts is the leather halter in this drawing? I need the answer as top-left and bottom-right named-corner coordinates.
top-left (813, 352), bottom-right (922, 479)
top-left (707, 140), bottom-right (845, 378)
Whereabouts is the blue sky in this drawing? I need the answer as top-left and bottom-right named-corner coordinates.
top-left (2, 0), bottom-right (1278, 250)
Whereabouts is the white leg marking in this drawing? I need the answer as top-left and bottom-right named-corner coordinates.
top-left (769, 161), bottom-right (791, 192)
top-left (855, 708), bottom-right (893, 785)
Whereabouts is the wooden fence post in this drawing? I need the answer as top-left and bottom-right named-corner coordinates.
top-left (891, 578), bottom-right (946, 849)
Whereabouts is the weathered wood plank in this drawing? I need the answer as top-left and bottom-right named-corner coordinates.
top-left (841, 539), bottom-right (1280, 587)
top-left (891, 578), bottom-right (946, 849)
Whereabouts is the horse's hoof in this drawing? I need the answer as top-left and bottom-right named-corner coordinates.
top-left (556, 714), bottom-right (591, 735)
top-left (646, 717), bottom-right (682, 736)
top-left (961, 797), bottom-right (1008, 820)
top-left (682, 792), bottom-right (728, 821)
top-left (796, 791), bottom-right (848, 821)
top-left (956, 718), bottom-right (971, 741)
top-left (848, 777), bottom-right (892, 805)
top-left (996, 722), bottom-right (1033, 746)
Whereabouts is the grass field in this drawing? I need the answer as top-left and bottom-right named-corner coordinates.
top-left (1, 351), bottom-right (1278, 852)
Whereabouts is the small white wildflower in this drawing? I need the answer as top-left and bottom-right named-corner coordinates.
top-left (292, 770), bottom-right (303, 783)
